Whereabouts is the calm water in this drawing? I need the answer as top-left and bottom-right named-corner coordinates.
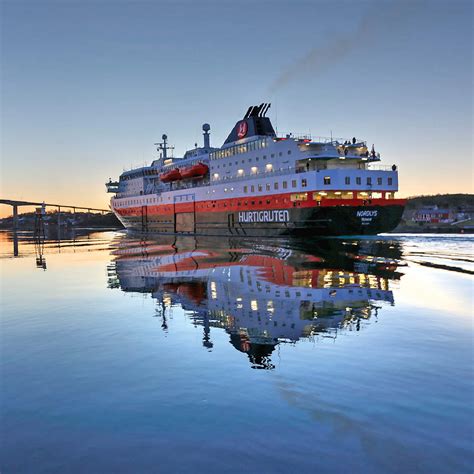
top-left (1, 230), bottom-right (473, 473)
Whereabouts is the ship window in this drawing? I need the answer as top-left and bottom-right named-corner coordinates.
top-left (244, 186), bottom-right (248, 193)
top-left (292, 180), bottom-right (297, 188)
top-left (251, 185), bottom-right (255, 192)
top-left (248, 158), bottom-right (252, 162)
top-left (274, 182), bottom-right (279, 190)
top-left (388, 177), bottom-right (393, 185)
top-left (256, 157), bottom-right (259, 161)
top-left (283, 181), bottom-right (288, 189)
top-left (324, 176), bottom-right (331, 185)
top-left (279, 152), bottom-right (282, 156)
top-left (288, 150), bottom-right (292, 155)
top-left (258, 184), bottom-right (262, 192)
top-left (271, 154), bottom-right (274, 158)
top-left (266, 184), bottom-right (270, 191)
top-left (291, 193), bottom-right (308, 202)
top-left (263, 155), bottom-right (267, 160)
top-left (301, 179), bottom-right (307, 188)
top-left (356, 177), bottom-right (361, 185)
top-left (345, 177), bottom-right (350, 185)
top-left (367, 177), bottom-right (372, 185)
top-left (377, 177), bottom-right (382, 185)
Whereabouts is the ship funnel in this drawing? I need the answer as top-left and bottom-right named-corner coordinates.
top-left (202, 123), bottom-right (211, 149)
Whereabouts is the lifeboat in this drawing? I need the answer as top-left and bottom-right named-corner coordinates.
top-left (160, 168), bottom-right (182, 183)
top-left (180, 162), bottom-right (209, 179)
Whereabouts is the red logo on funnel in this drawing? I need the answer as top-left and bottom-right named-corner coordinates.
top-left (237, 121), bottom-right (248, 139)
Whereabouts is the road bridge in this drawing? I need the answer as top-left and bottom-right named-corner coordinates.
top-left (0, 199), bottom-right (110, 229)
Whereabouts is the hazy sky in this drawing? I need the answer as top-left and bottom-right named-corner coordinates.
top-left (1, 0), bottom-right (472, 217)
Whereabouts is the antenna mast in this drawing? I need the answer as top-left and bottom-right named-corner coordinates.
top-left (154, 134), bottom-right (175, 159)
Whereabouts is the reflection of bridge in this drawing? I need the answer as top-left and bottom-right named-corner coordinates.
top-left (0, 199), bottom-right (109, 229)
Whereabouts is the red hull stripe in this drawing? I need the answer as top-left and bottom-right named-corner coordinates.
top-left (114, 193), bottom-right (406, 217)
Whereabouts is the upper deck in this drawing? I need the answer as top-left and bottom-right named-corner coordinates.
top-left (108, 103), bottom-right (399, 200)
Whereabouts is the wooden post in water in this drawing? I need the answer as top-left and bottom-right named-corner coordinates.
top-left (13, 230), bottom-right (19, 257)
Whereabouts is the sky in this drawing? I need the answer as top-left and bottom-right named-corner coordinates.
top-left (1, 0), bottom-right (472, 217)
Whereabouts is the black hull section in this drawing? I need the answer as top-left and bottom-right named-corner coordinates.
top-left (115, 205), bottom-right (404, 237)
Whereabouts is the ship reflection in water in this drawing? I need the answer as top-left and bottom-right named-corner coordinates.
top-left (108, 236), bottom-right (403, 369)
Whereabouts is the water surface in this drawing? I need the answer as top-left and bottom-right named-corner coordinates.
top-left (1, 230), bottom-right (473, 473)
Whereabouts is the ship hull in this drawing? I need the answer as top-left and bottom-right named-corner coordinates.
top-left (113, 203), bottom-right (404, 236)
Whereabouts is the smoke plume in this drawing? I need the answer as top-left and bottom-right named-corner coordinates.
top-left (269, 1), bottom-right (409, 92)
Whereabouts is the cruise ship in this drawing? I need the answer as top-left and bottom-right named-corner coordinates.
top-left (107, 104), bottom-right (405, 236)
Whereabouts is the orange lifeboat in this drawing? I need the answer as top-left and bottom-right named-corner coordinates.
top-left (160, 168), bottom-right (182, 183)
top-left (180, 162), bottom-right (209, 179)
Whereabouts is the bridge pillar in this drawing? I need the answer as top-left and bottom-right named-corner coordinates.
top-left (56, 206), bottom-right (62, 241)
top-left (12, 205), bottom-right (18, 231)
